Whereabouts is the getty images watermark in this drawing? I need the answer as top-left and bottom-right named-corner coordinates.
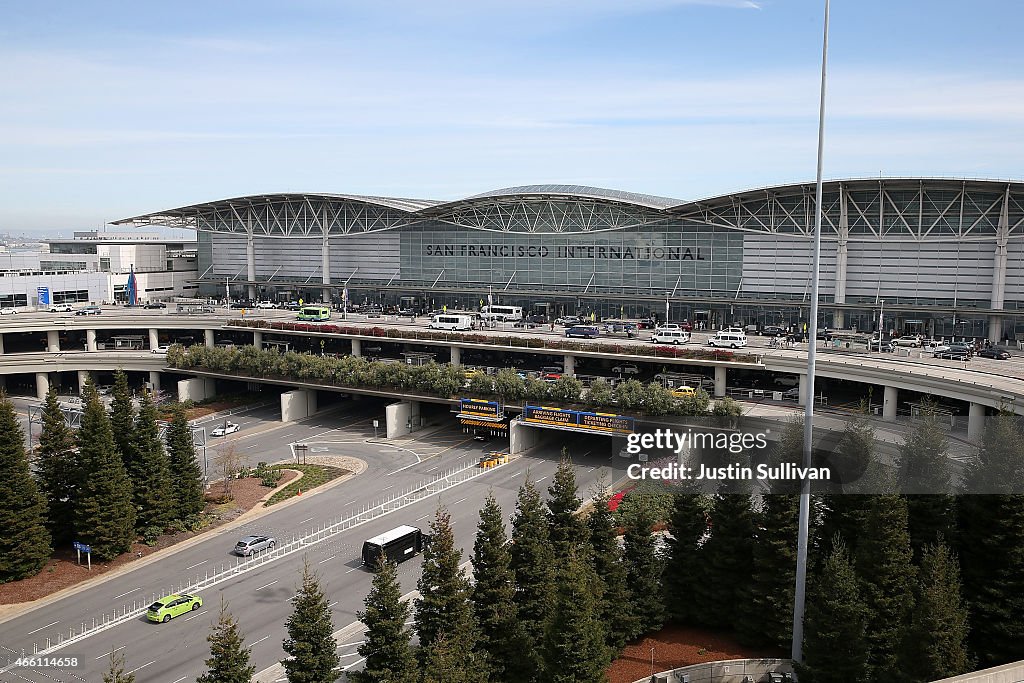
top-left (623, 428), bottom-right (831, 482)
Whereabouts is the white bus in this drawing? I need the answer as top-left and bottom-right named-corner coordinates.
top-left (428, 314), bottom-right (475, 331)
top-left (479, 305), bottom-right (523, 322)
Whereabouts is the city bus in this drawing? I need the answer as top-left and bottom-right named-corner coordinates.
top-left (480, 305), bottom-right (523, 322)
top-left (297, 305), bottom-right (331, 322)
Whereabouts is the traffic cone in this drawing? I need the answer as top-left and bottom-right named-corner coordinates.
top-left (297, 488), bottom-right (302, 496)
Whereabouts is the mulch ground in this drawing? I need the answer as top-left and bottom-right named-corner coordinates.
top-left (0, 471), bottom-right (297, 607)
top-left (607, 624), bottom-right (784, 683)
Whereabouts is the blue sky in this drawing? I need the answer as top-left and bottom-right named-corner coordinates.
top-left (3, 0), bottom-right (1024, 233)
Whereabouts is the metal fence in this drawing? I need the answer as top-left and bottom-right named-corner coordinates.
top-left (1, 456), bottom-right (502, 669)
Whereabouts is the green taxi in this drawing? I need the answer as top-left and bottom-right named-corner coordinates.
top-left (146, 593), bottom-right (203, 623)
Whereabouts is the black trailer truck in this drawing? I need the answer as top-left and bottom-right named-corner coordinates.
top-left (361, 525), bottom-right (428, 567)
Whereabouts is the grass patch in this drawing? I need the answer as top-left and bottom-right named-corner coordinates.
top-left (264, 464), bottom-right (349, 507)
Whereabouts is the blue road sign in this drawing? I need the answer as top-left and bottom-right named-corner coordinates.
top-left (72, 541), bottom-right (81, 551)
top-left (80, 544), bottom-right (91, 553)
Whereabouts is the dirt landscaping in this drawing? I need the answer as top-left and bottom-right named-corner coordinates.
top-left (0, 471), bottom-right (297, 608)
top-left (607, 624), bottom-right (783, 683)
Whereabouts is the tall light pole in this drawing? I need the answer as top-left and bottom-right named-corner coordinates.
top-left (792, 0), bottom-right (830, 665)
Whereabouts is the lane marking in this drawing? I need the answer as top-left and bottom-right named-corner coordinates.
top-left (299, 517), bottom-right (314, 524)
top-left (185, 560), bottom-right (207, 570)
top-left (318, 555), bottom-right (337, 564)
top-left (248, 635), bottom-right (270, 649)
top-left (424, 466), bottom-right (439, 472)
top-left (342, 657), bottom-right (366, 671)
top-left (328, 601), bottom-right (338, 608)
top-left (338, 641), bottom-right (365, 648)
top-left (183, 609), bottom-right (208, 622)
top-left (111, 588), bottom-right (138, 600)
top-left (171, 677), bottom-right (187, 683)
top-left (96, 650), bottom-right (118, 660)
top-left (452, 498), bottom-right (467, 506)
top-left (380, 485), bottom-right (393, 492)
top-left (416, 514), bottom-right (429, 521)
top-left (127, 660), bottom-right (155, 675)
top-left (345, 567), bottom-right (359, 574)
top-left (26, 621), bottom-right (59, 636)
top-left (255, 580), bottom-right (278, 591)
top-left (510, 471), bottom-right (522, 477)
top-left (535, 476), bottom-right (548, 483)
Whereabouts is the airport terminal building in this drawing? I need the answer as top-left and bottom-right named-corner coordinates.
top-left (115, 178), bottom-right (1024, 342)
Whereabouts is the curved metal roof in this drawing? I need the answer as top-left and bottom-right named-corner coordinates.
top-left (459, 184), bottom-right (684, 210)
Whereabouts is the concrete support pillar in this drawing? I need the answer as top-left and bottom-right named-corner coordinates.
top-left (510, 420), bottom-right (543, 455)
top-left (833, 310), bottom-right (845, 329)
top-left (77, 370), bottom-right (91, 394)
top-left (564, 354), bottom-right (576, 376)
top-left (148, 371), bottom-right (161, 394)
top-left (36, 372), bottom-right (49, 399)
top-left (253, 331), bottom-right (263, 349)
top-left (450, 345), bottom-right (461, 366)
top-left (350, 338), bottom-right (362, 357)
top-left (321, 233), bottom-right (332, 305)
top-left (0, 332), bottom-right (4, 355)
top-left (988, 315), bottom-right (1003, 344)
top-left (148, 328), bottom-right (160, 351)
top-left (178, 377), bottom-right (216, 403)
top-left (883, 385), bottom-right (898, 421)
top-left (204, 329), bottom-right (215, 348)
top-left (246, 230), bottom-right (257, 302)
top-left (46, 329), bottom-right (60, 353)
top-left (714, 366), bottom-right (727, 398)
top-left (798, 374), bottom-right (808, 406)
top-left (86, 329), bottom-right (97, 352)
top-left (281, 389), bottom-right (319, 422)
top-left (385, 400), bottom-right (421, 439)
top-left (968, 402), bottom-right (986, 443)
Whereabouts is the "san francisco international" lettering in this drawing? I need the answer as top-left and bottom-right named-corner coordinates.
top-left (424, 244), bottom-right (707, 260)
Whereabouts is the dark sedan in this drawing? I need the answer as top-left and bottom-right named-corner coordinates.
top-left (978, 346), bottom-right (1012, 360)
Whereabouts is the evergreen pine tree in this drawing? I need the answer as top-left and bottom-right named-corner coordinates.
top-left (694, 484), bottom-right (755, 628)
top-left (471, 492), bottom-right (529, 683)
top-left (166, 403), bottom-right (205, 521)
top-left (904, 543), bottom-right (972, 682)
top-left (420, 633), bottom-right (488, 683)
top-left (36, 387), bottom-right (80, 547)
top-left (587, 486), bottom-right (636, 653)
top-left (509, 477), bottom-right (556, 681)
top-left (797, 538), bottom-right (870, 683)
top-left (898, 403), bottom-right (955, 558)
top-left (75, 380), bottom-right (136, 561)
top-left (622, 505), bottom-right (664, 638)
top-left (102, 651), bottom-right (136, 683)
top-left (819, 407), bottom-right (877, 564)
top-left (541, 547), bottom-right (609, 683)
top-left (197, 599), bottom-right (256, 683)
top-left (282, 558), bottom-right (339, 683)
top-left (547, 452), bottom-right (584, 561)
top-left (131, 390), bottom-right (174, 534)
top-left (0, 395), bottom-right (51, 581)
top-left (738, 493), bottom-right (799, 649)
top-left (855, 493), bottom-right (916, 681)
top-left (662, 485), bottom-right (708, 624)
top-left (351, 558), bottom-right (417, 683)
top-left (957, 411), bottom-right (1024, 667)
top-left (110, 369), bottom-right (137, 469)
top-left (413, 505), bottom-right (483, 675)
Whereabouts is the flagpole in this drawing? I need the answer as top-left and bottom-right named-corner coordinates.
top-left (792, 0), bottom-right (830, 664)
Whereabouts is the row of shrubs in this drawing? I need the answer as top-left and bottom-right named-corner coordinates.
top-left (166, 344), bottom-right (743, 417)
top-left (226, 318), bottom-right (759, 363)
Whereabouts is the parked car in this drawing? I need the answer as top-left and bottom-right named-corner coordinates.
top-left (565, 325), bottom-right (600, 339)
top-left (782, 387), bottom-right (801, 400)
top-left (868, 339), bottom-right (894, 352)
top-left (934, 348), bottom-right (970, 360)
top-left (143, 301), bottom-right (167, 309)
top-left (74, 305), bottom-right (102, 316)
top-left (651, 329), bottom-right (690, 345)
top-left (255, 301), bottom-right (280, 309)
top-left (540, 366), bottom-right (563, 381)
top-left (147, 593), bottom-right (202, 623)
top-left (670, 386), bottom-right (696, 398)
top-left (978, 346), bottom-right (1012, 360)
top-left (397, 309), bottom-right (416, 317)
top-left (612, 363), bottom-right (640, 375)
top-left (48, 304), bottom-right (73, 313)
top-left (555, 316), bottom-right (582, 326)
top-left (0, 308), bottom-right (18, 315)
top-left (893, 336), bottom-right (923, 347)
top-left (210, 422), bottom-right (240, 437)
top-left (943, 343), bottom-right (975, 359)
top-left (233, 535), bottom-right (276, 556)
top-left (151, 345), bottom-right (170, 354)
top-left (761, 325), bottom-right (786, 336)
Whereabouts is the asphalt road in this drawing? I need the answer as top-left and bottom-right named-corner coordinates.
top-left (0, 405), bottom-right (614, 683)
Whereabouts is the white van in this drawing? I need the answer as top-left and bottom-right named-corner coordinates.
top-left (428, 314), bottom-right (475, 331)
top-left (651, 329), bottom-right (691, 345)
top-left (708, 331), bottom-right (747, 348)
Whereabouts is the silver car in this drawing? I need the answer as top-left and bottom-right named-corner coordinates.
top-left (233, 535), bottom-right (276, 556)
